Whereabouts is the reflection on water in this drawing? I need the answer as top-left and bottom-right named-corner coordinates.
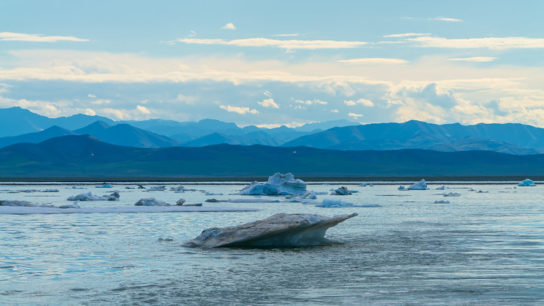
top-left (0, 182), bottom-right (543, 304)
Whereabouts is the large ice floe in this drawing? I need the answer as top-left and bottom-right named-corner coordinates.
top-left (183, 213), bottom-right (357, 248)
top-left (239, 173), bottom-right (307, 196)
top-left (67, 192), bottom-right (120, 201)
top-left (406, 179), bottom-right (428, 190)
top-left (518, 179), bottom-right (536, 187)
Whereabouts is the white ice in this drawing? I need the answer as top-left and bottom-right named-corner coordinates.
top-left (239, 172), bottom-right (307, 196)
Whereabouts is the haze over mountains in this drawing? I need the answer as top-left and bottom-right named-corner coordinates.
top-left (2, 135), bottom-right (544, 178)
top-left (1, 107), bottom-right (544, 155)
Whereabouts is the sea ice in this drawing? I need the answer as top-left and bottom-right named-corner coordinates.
top-left (0, 200), bottom-right (35, 207)
top-left (183, 213), bottom-right (357, 248)
top-left (316, 199), bottom-right (381, 208)
top-left (435, 185), bottom-right (446, 190)
top-left (134, 198), bottom-right (170, 206)
top-left (443, 192), bottom-right (461, 197)
top-left (96, 184), bottom-right (113, 188)
top-left (42, 188), bottom-right (59, 192)
top-left (518, 179), bottom-right (536, 187)
top-left (146, 185), bottom-right (166, 192)
top-left (434, 200), bottom-right (450, 204)
top-left (239, 173), bottom-right (307, 196)
top-left (67, 192), bottom-right (120, 201)
top-left (407, 179), bottom-right (428, 190)
top-left (331, 186), bottom-right (352, 195)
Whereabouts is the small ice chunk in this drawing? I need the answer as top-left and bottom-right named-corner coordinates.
top-left (398, 186), bottom-right (406, 190)
top-left (443, 192), bottom-right (461, 197)
top-left (239, 173), bottom-right (307, 196)
top-left (42, 188), bottom-right (59, 192)
top-left (176, 199), bottom-right (186, 206)
top-left (96, 183), bottom-right (113, 188)
top-left (146, 185), bottom-right (166, 192)
top-left (434, 200), bottom-right (450, 204)
top-left (331, 186), bottom-right (351, 195)
top-left (58, 203), bottom-right (80, 209)
top-left (134, 198), bottom-right (170, 206)
top-left (67, 192), bottom-right (119, 201)
top-left (170, 185), bottom-right (185, 192)
top-left (435, 185), bottom-right (446, 190)
top-left (316, 199), bottom-right (355, 207)
top-left (518, 179), bottom-right (536, 187)
top-left (407, 179), bottom-right (428, 190)
top-left (0, 200), bottom-right (34, 207)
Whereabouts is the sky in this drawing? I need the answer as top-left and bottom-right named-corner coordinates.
top-left (0, 0), bottom-right (543, 127)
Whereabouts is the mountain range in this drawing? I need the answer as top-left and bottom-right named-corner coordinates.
top-left (1, 107), bottom-right (544, 155)
top-left (0, 135), bottom-right (543, 178)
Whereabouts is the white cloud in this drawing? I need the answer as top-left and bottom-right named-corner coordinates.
top-left (273, 33), bottom-right (299, 37)
top-left (91, 99), bottom-right (111, 105)
top-left (449, 57), bottom-right (497, 62)
top-left (137, 105), bottom-right (150, 114)
top-left (294, 99), bottom-right (328, 105)
top-left (0, 32), bottom-right (88, 42)
top-left (220, 105), bottom-right (259, 114)
top-left (384, 33), bottom-right (430, 38)
top-left (221, 23), bottom-right (236, 30)
top-left (84, 108), bottom-right (96, 116)
top-left (430, 17), bottom-right (463, 22)
top-left (408, 36), bottom-right (544, 49)
top-left (348, 112), bottom-right (363, 119)
top-left (176, 37), bottom-right (367, 49)
top-left (344, 98), bottom-right (374, 107)
top-left (176, 93), bottom-right (197, 104)
top-left (338, 58), bottom-right (408, 64)
top-left (258, 98), bottom-right (279, 109)
top-left (331, 109), bottom-right (339, 113)
top-left (88, 93), bottom-right (96, 98)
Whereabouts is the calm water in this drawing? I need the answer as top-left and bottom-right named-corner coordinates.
top-left (1, 182), bottom-right (543, 305)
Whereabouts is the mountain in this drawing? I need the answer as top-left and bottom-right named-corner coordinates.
top-left (0, 107), bottom-right (114, 137)
top-left (284, 121), bottom-right (544, 154)
top-left (184, 131), bottom-right (281, 147)
top-left (1, 135), bottom-right (544, 178)
top-left (74, 121), bottom-right (180, 148)
top-left (0, 126), bottom-right (74, 148)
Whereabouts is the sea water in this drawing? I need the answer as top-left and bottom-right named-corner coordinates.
top-left (0, 182), bottom-right (543, 304)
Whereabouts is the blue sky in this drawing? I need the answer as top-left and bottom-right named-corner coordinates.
top-left (0, 0), bottom-right (543, 127)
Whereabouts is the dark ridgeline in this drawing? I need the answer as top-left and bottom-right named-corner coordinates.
top-left (0, 135), bottom-right (543, 178)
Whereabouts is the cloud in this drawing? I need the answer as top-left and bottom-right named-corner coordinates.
top-left (88, 93), bottom-right (96, 98)
top-left (338, 58), bottom-right (408, 64)
top-left (220, 105), bottom-right (259, 114)
top-left (449, 57), bottom-right (497, 62)
top-left (348, 112), bottom-right (363, 119)
top-left (331, 109), bottom-right (339, 113)
top-left (176, 93), bottom-right (197, 104)
top-left (176, 37), bottom-right (367, 49)
top-left (383, 33), bottom-right (430, 38)
top-left (84, 108), bottom-right (96, 116)
top-left (273, 33), bottom-right (299, 37)
top-left (137, 105), bottom-right (150, 114)
top-left (90, 99), bottom-right (111, 105)
top-left (407, 36), bottom-right (544, 49)
top-left (294, 99), bottom-right (328, 105)
top-left (344, 98), bottom-right (374, 107)
top-left (221, 23), bottom-right (236, 30)
top-left (258, 98), bottom-right (279, 109)
top-left (0, 32), bottom-right (88, 42)
top-left (430, 17), bottom-right (463, 22)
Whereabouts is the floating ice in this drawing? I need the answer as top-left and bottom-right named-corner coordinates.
top-left (239, 173), bottom-right (307, 196)
top-left (316, 199), bottom-right (381, 208)
top-left (183, 213), bottom-right (357, 248)
top-left (407, 179), bottom-right (428, 190)
top-left (518, 179), bottom-right (536, 187)
top-left (332, 187), bottom-right (352, 195)
top-left (0, 200), bottom-right (34, 207)
top-left (0, 206), bottom-right (257, 215)
top-left (434, 200), bottom-right (450, 204)
top-left (227, 198), bottom-right (280, 203)
top-left (170, 185), bottom-right (185, 192)
top-left (42, 189), bottom-right (59, 192)
top-left (146, 185), bottom-right (166, 192)
top-left (135, 198), bottom-right (170, 206)
top-left (435, 185), bottom-right (446, 190)
top-left (443, 192), bottom-right (461, 197)
top-left (398, 186), bottom-right (406, 190)
top-left (96, 184), bottom-right (113, 188)
top-left (67, 192), bottom-right (120, 201)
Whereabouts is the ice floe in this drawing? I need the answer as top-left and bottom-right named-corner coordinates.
top-left (135, 198), bottom-right (170, 206)
top-left (518, 179), bottom-right (536, 187)
top-left (0, 206), bottom-right (257, 215)
top-left (443, 192), bottom-right (461, 197)
top-left (407, 179), bottom-right (428, 190)
top-left (67, 192), bottom-right (120, 201)
top-left (434, 200), bottom-right (450, 204)
top-left (183, 213), bottom-right (357, 248)
top-left (239, 173), bottom-right (307, 196)
top-left (96, 183), bottom-right (113, 188)
top-left (316, 199), bottom-right (381, 208)
top-left (145, 185), bottom-right (167, 192)
top-left (331, 186), bottom-right (352, 195)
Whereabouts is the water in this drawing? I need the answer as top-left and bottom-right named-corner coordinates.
top-left (1, 182), bottom-right (543, 304)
